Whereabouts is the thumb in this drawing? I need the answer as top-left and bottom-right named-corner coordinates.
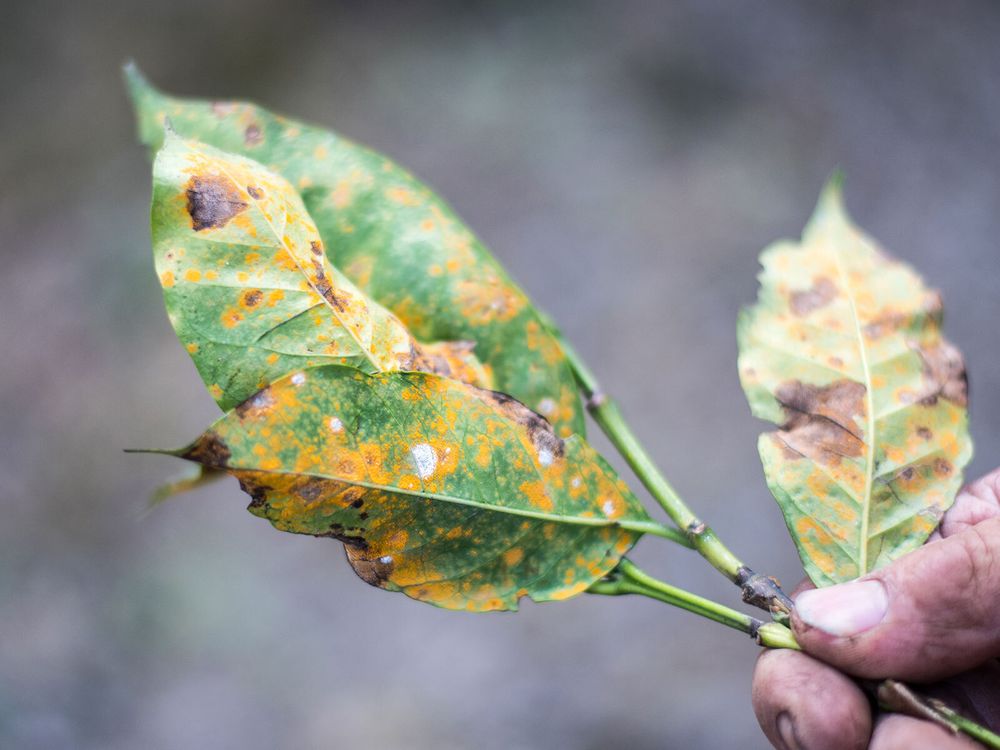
top-left (791, 500), bottom-right (1000, 682)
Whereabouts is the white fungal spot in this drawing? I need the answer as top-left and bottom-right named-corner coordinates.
top-left (602, 499), bottom-right (616, 517)
top-left (409, 443), bottom-right (437, 479)
top-left (537, 448), bottom-right (554, 467)
top-left (538, 398), bottom-right (556, 416)
top-left (570, 476), bottom-right (582, 489)
top-left (379, 555), bottom-right (393, 565)
top-left (328, 417), bottom-right (343, 433)
top-left (291, 372), bottom-right (306, 386)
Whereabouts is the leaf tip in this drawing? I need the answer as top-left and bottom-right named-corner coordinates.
top-left (806, 170), bottom-right (852, 236)
top-left (122, 59), bottom-right (155, 103)
top-left (123, 446), bottom-right (186, 457)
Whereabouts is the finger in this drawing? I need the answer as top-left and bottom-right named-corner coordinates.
top-left (752, 649), bottom-right (871, 750)
top-left (791, 514), bottom-right (1000, 680)
top-left (869, 714), bottom-right (980, 750)
top-left (941, 469), bottom-right (1000, 538)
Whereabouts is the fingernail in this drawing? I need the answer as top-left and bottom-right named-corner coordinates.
top-left (776, 711), bottom-right (802, 750)
top-left (795, 579), bottom-right (888, 637)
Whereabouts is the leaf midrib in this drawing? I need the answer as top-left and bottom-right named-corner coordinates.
top-left (212, 158), bottom-right (384, 373)
top-left (228, 464), bottom-right (650, 534)
top-left (829, 241), bottom-right (876, 574)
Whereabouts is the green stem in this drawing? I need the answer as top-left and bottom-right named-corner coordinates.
top-left (588, 559), bottom-right (799, 650)
top-left (937, 705), bottom-right (1000, 748)
top-left (552, 328), bottom-right (792, 614)
top-left (877, 680), bottom-right (1000, 749)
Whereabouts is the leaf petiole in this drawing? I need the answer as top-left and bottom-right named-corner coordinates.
top-left (550, 326), bottom-right (793, 615)
top-left (588, 559), bottom-right (799, 649)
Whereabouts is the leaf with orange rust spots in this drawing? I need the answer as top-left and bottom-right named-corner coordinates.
top-left (127, 64), bottom-right (584, 437)
top-left (152, 131), bottom-right (490, 410)
top-left (167, 366), bottom-right (650, 611)
top-left (738, 178), bottom-right (972, 586)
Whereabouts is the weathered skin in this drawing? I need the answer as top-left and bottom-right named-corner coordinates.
top-left (175, 366), bottom-right (648, 610)
top-left (152, 133), bottom-right (489, 410)
top-left (128, 64), bottom-right (585, 437)
top-left (737, 180), bottom-right (972, 586)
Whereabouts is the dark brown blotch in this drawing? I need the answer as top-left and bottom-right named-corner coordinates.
top-left (242, 289), bottom-right (263, 308)
top-left (185, 174), bottom-right (248, 231)
top-left (244, 123), bottom-right (263, 145)
top-left (183, 430), bottom-right (231, 468)
top-left (773, 379), bottom-right (867, 465)
top-left (238, 476), bottom-right (272, 510)
top-left (310, 257), bottom-right (348, 312)
top-left (345, 547), bottom-right (394, 588)
top-left (235, 388), bottom-right (275, 420)
top-left (247, 185), bottom-right (263, 200)
top-left (913, 339), bottom-right (968, 407)
top-left (479, 388), bottom-right (565, 462)
top-left (934, 458), bottom-right (953, 477)
top-left (790, 277), bottom-right (837, 316)
top-left (321, 521), bottom-right (367, 550)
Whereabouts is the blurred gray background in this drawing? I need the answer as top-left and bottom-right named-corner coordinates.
top-left (2, 2), bottom-right (999, 748)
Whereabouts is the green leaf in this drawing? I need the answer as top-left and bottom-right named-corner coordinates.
top-left (127, 63), bottom-right (585, 437)
top-left (738, 180), bottom-right (973, 586)
top-left (152, 131), bottom-right (490, 410)
top-left (170, 365), bottom-right (650, 610)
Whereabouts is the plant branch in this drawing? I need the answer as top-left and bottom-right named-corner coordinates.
top-left (551, 326), bottom-right (792, 616)
top-left (876, 680), bottom-right (1000, 749)
top-left (588, 559), bottom-right (799, 650)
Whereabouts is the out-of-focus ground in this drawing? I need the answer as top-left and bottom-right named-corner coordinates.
top-left (2, 2), bottom-right (998, 748)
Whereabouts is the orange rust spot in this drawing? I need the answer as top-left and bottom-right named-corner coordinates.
top-left (794, 517), bottom-right (839, 575)
top-left (186, 343), bottom-right (199, 354)
top-left (385, 186), bottom-right (420, 206)
top-left (221, 309), bottom-right (244, 328)
top-left (518, 480), bottom-right (553, 512)
top-left (183, 268), bottom-right (202, 283)
top-left (503, 548), bottom-right (524, 566)
top-left (160, 270), bottom-right (175, 288)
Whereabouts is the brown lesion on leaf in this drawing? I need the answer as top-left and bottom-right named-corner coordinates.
top-left (244, 123), bottom-right (263, 145)
top-left (185, 174), bottom-right (248, 231)
top-left (238, 476), bottom-right (272, 510)
top-left (182, 430), bottom-right (231, 469)
top-left (345, 547), bottom-right (394, 588)
top-left (246, 185), bottom-right (263, 200)
top-left (234, 388), bottom-right (275, 420)
top-left (240, 289), bottom-right (263, 308)
top-left (864, 293), bottom-right (943, 340)
top-left (309, 240), bottom-right (323, 256)
top-left (479, 388), bottom-right (565, 463)
top-left (933, 457), bottom-right (953, 477)
top-left (912, 338), bottom-right (968, 407)
top-left (790, 277), bottom-right (837, 316)
top-left (320, 521), bottom-right (368, 549)
top-left (410, 340), bottom-right (476, 381)
top-left (772, 379), bottom-right (867, 465)
top-left (310, 258), bottom-right (348, 312)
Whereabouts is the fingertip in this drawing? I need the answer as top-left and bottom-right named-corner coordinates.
top-left (870, 714), bottom-right (980, 750)
top-left (752, 649), bottom-right (871, 750)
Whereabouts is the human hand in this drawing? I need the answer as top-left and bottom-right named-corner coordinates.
top-left (752, 468), bottom-right (1000, 749)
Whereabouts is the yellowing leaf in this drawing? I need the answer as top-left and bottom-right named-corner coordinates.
top-left (127, 64), bottom-right (584, 436)
top-left (152, 131), bottom-right (490, 409)
top-left (738, 180), bottom-right (973, 586)
top-left (170, 366), bottom-right (651, 610)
